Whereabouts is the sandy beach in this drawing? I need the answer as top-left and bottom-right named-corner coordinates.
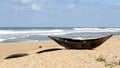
top-left (0, 36), bottom-right (120, 68)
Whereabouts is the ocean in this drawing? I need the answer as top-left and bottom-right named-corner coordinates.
top-left (0, 27), bottom-right (120, 43)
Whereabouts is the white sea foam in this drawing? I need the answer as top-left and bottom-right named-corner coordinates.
top-left (0, 29), bottom-right (64, 35)
top-left (8, 37), bottom-right (16, 39)
top-left (0, 39), bottom-right (6, 42)
top-left (0, 28), bottom-right (120, 36)
top-left (73, 37), bottom-right (82, 39)
top-left (21, 35), bottom-right (30, 38)
top-left (73, 28), bottom-right (120, 32)
top-left (36, 32), bottom-right (66, 35)
top-left (0, 27), bottom-right (119, 43)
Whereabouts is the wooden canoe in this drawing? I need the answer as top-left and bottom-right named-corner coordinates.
top-left (48, 34), bottom-right (113, 49)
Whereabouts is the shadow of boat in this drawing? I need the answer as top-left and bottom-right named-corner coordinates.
top-left (48, 34), bottom-right (113, 49)
top-left (4, 53), bottom-right (29, 59)
top-left (36, 48), bottom-right (63, 54)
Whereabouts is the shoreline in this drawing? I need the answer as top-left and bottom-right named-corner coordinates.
top-left (0, 40), bottom-right (52, 44)
top-left (0, 35), bottom-right (119, 44)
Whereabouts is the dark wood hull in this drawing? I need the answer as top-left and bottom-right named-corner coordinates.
top-left (48, 34), bottom-right (113, 49)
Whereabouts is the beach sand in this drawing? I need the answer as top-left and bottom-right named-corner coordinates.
top-left (0, 36), bottom-right (120, 68)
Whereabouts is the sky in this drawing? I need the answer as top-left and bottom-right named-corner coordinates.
top-left (0, 0), bottom-right (120, 27)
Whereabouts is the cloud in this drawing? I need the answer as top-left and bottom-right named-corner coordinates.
top-left (1, 0), bottom-right (120, 27)
top-left (13, 0), bottom-right (46, 12)
top-left (12, 0), bottom-right (78, 12)
top-left (14, 0), bottom-right (32, 4)
top-left (14, 6), bottom-right (24, 11)
top-left (32, 3), bottom-right (40, 11)
top-left (111, 3), bottom-right (120, 8)
top-left (102, 2), bottom-right (120, 10)
top-left (4, 0), bottom-right (120, 12)
top-left (66, 4), bottom-right (76, 10)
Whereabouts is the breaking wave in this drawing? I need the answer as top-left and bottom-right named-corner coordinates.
top-left (0, 28), bottom-right (120, 35)
top-left (0, 27), bottom-right (120, 43)
top-left (0, 29), bottom-right (64, 35)
top-left (73, 28), bottom-right (120, 32)
top-left (0, 39), bottom-right (6, 42)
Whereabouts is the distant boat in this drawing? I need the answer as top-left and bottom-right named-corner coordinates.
top-left (48, 34), bottom-right (113, 49)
